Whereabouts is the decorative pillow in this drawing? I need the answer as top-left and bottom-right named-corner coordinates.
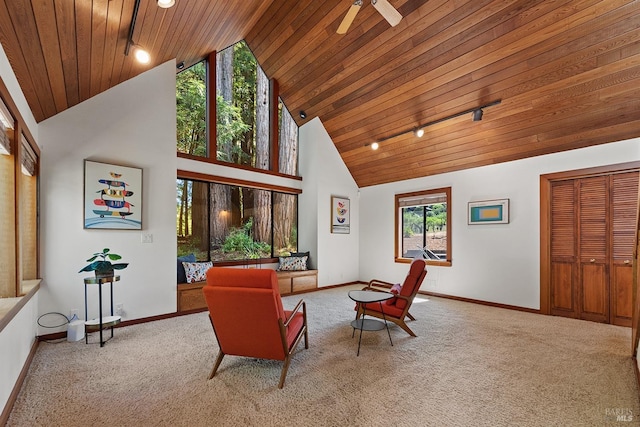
top-left (278, 256), bottom-right (308, 271)
top-left (386, 283), bottom-right (403, 305)
top-left (182, 261), bottom-right (213, 283)
top-left (177, 254), bottom-right (196, 283)
top-left (290, 251), bottom-right (310, 269)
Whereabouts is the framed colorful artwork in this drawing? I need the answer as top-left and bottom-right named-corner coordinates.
top-left (84, 160), bottom-right (143, 229)
top-left (331, 196), bottom-right (350, 234)
top-left (468, 199), bottom-right (509, 225)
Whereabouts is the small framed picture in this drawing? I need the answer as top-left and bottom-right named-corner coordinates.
top-left (468, 199), bottom-right (509, 225)
top-left (84, 160), bottom-right (143, 229)
top-left (331, 196), bottom-right (350, 234)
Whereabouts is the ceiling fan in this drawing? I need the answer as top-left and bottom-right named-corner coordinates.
top-left (337, 0), bottom-right (402, 34)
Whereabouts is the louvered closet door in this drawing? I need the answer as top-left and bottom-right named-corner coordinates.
top-left (610, 171), bottom-right (639, 327)
top-left (578, 176), bottom-right (609, 323)
top-left (550, 180), bottom-right (577, 318)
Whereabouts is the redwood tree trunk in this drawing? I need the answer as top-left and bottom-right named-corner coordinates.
top-left (216, 47), bottom-right (234, 162)
top-left (211, 49), bottom-right (234, 247)
top-left (191, 181), bottom-right (208, 252)
top-left (279, 106), bottom-right (297, 175)
top-left (273, 106), bottom-right (298, 251)
top-left (210, 183), bottom-right (231, 247)
top-left (254, 67), bottom-right (271, 243)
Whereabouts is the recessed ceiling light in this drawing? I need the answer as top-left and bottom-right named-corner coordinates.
top-left (134, 46), bottom-right (150, 64)
top-left (157, 0), bottom-right (175, 8)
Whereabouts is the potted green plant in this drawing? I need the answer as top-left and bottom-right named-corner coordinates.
top-left (79, 248), bottom-right (128, 278)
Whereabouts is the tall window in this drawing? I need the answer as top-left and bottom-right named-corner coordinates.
top-left (176, 41), bottom-right (299, 177)
top-left (0, 96), bottom-right (39, 298)
top-left (20, 134), bottom-right (38, 288)
top-left (176, 61), bottom-right (206, 157)
top-left (216, 41), bottom-right (270, 170)
top-left (278, 97), bottom-right (298, 176)
top-left (177, 178), bottom-right (298, 263)
top-left (0, 100), bottom-right (16, 298)
top-left (396, 187), bottom-right (451, 266)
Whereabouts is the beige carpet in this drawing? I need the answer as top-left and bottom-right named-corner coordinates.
top-left (7, 285), bottom-right (640, 427)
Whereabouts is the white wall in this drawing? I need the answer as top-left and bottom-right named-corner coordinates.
top-left (38, 60), bottom-right (177, 333)
top-left (299, 118), bottom-right (360, 286)
top-left (0, 294), bottom-right (38, 415)
top-left (0, 42), bottom-right (39, 417)
top-left (360, 138), bottom-right (640, 309)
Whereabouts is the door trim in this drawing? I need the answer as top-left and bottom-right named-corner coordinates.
top-left (540, 161), bottom-right (640, 315)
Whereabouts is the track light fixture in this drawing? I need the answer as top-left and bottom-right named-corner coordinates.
top-left (157, 0), bottom-right (176, 8)
top-left (177, 61), bottom-right (185, 70)
top-left (124, 0), bottom-right (151, 64)
top-left (364, 100), bottom-right (501, 149)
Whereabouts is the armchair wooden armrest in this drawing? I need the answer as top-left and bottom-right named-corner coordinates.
top-left (284, 299), bottom-right (306, 327)
top-left (362, 279), bottom-right (395, 292)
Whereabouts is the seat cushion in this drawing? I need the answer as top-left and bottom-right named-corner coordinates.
top-left (361, 301), bottom-right (403, 318)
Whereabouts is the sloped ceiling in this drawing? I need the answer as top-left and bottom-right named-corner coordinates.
top-left (1, 0), bottom-right (639, 187)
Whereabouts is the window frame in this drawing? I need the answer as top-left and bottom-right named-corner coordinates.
top-left (177, 169), bottom-right (301, 266)
top-left (394, 187), bottom-right (452, 267)
top-left (0, 77), bottom-right (41, 330)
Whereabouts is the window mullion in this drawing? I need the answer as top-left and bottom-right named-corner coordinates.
top-left (207, 51), bottom-right (217, 162)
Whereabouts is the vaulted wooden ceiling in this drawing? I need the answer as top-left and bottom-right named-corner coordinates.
top-left (1, 0), bottom-right (639, 187)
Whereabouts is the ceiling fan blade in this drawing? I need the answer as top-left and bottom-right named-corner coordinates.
top-left (337, 1), bottom-right (363, 34)
top-left (371, 0), bottom-right (402, 27)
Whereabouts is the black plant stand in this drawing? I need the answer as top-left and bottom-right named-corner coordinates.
top-left (84, 275), bottom-right (121, 347)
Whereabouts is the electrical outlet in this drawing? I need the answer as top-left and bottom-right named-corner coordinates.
top-left (141, 233), bottom-right (153, 243)
top-left (69, 309), bottom-right (79, 320)
top-left (115, 303), bottom-right (124, 316)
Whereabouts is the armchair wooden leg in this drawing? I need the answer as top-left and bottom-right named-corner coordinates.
top-left (208, 350), bottom-right (225, 379)
top-left (279, 355), bottom-right (292, 389)
top-left (396, 320), bottom-right (417, 337)
top-left (406, 312), bottom-right (416, 321)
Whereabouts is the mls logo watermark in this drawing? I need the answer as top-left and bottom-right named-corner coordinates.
top-left (605, 408), bottom-right (634, 422)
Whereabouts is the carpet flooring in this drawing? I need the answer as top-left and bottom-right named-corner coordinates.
top-left (7, 285), bottom-right (640, 426)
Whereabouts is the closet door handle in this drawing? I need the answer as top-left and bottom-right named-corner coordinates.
top-left (624, 260), bottom-right (631, 264)
top-left (590, 259), bottom-right (596, 263)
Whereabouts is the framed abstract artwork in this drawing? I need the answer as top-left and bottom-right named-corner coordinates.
top-left (468, 199), bottom-right (509, 225)
top-left (331, 196), bottom-right (350, 234)
top-left (84, 160), bottom-right (143, 229)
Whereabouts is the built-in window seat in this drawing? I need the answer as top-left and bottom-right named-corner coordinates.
top-left (177, 270), bottom-right (318, 313)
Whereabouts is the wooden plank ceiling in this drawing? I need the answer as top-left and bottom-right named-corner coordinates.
top-left (1, 0), bottom-right (640, 187)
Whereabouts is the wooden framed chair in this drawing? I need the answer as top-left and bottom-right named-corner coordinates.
top-left (202, 267), bottom-right (308, 389)
top-left (356, 258), bottom-right (427, 337)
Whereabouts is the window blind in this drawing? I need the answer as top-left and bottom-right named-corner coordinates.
top-left (0, 98), bottom-right (12, 155)
top-left (21, 134), bottom-right (36, 176)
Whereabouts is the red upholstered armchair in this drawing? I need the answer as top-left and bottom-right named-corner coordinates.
top-left (202, 267), bottom-right (308, 389)
top-left (356, 259), bottom-right (427, 337)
